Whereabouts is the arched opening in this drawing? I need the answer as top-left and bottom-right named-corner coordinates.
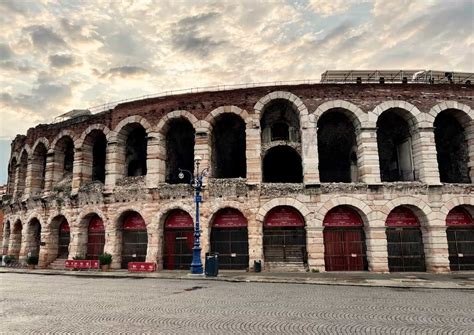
top-left (317, 112), bottom-right (357, 182)
top-left (323, 206), bottom-right (367, 271)
top-left (2, 221), bottom-right (10, 255)
top-left (125, 125), bottom-right (147, 177)
top-left (211, 114), bottom-right (246, 178)
top-left (53, 136), bottom-right (75, 185)
top-left (261, 99), bottom-right (300, 144)
top-left (87, 215), bottom-right (105, 260)
top-left (210, 208), bottom-right (249, 270)
top-left (31, 143), bottom-right (47, 195)
top-left (92, 132), bottom-right (107, 183)
top-left (377, 110), bottom-right (415, 182)
top-left (434, 111), bottom-right (471, 183)
top-left (165, 119), bottom-right (195, 184)
top-left (7, 158), bottom-right (17, 194)
top-left (263, 146), bottom-right (302, 183)
top-left (9, 221), bottom-right (22, 259)
top-left (58, 219), bottom-right (70, 259)
top-left (163, 209), bottom-right (194, 270)
top-left (385, 206), bottom-right (426, 272)
top-left (446, 206), bottom-right (474, 271)
top-left (26, 218), bottom-right (41, 257)
top-left (263, 206), bottom-right (307, 268)
top-left (120, 212), bottom-right (147, 269)
top-left (17, 151), bottom-right (28, 196)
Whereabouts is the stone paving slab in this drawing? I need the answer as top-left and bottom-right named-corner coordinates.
top-left (1, 267), bottom-right (473, 290)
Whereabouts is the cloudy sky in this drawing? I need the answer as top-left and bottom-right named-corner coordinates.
top-left (0, 0), bottom-right (473, 183)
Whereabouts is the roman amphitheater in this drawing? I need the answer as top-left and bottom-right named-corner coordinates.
top-left (1, 71), bottom-right (473, 273)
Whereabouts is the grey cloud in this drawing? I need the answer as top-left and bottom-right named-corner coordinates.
top-left (0, 0), bottom-right (29, 15)
top-left (171, 12), bottom-right (226, 57)
top-left (101, 66), bottom-right (148, 78)
top-left (0, 44), bottom-right (14, 60)
top-left (0, 60), bottom-right (34, 73)
top-left (49, 54), bottom-right (76, 68)
top-left (24, 25), bottom-right (67, 50)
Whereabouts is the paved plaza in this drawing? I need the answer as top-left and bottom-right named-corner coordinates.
top-left (1, 273), bottom-right (473, 334)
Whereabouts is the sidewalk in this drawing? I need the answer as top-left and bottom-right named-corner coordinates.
top-left (2, 267), bottom-right (473, 290)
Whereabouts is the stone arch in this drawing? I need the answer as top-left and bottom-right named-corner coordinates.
top-left (439, 196), bottom-right (474, 217)
top-left (382, 197), bottom-right (432, 227)
top-left (32, 137), bottom-right (50, 153)
top-left (111, 206), bottom-right (149, 230)
top-left (316, 196), bottom-right (374, 226)
top-left (112, 115), bottom-right (152, 137)
top-left (151, 203), bottom-right (195, 231)
top-left (50, 130), bottom-right (79, 151)
top-left (254, 91), bottom-right (309, 123)
top-left (75, 206), bottom-right (108, 228)
top-left (155, 110), bottom-right (198, 134)
top-left (257, 198), bottom-right (311, 222)
top-left (428, 101), bottom-right (473, 125)
top-left (26, 211), bottom-right (44, 227)
top-left (77, 124), bottom-right (112, 149)
top-left (205, 106), bottom-right (251, 131)
top-left (19, 144), bottom-right (32, 157)
top-left (369, 100), bottom-right (422, 129)
top-left (312, 100), bottom-right (367, 130)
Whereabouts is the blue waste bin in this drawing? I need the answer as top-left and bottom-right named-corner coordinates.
top-left (205, 253), bottom-right (219, 277)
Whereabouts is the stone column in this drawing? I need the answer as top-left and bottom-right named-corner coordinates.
top-left (23, 157), bottom-right (34, 199)
top-left (412, 128), bottom-right (441, 184)
top-left (423, 226), bottom-right (450, 273)
top-left (104, 226), bottom-right (121, 269)
top-left (357, 127), bottom-right (382, 184)
top-left (302, 123), bottom-right (319, 185)
top-left (1, 225), bottom-right (10, 255)
top-left (69, 224), bottom-right (87, 259)
top-left (79, 144), bottom-right (93, 187)
top-left (12, 163), bottom-right (20, 199)
top-left (466, 121), bottom-right (474, 182)
top-left (306, 226), bottom-right (325, 272)
top-left (104, 139), bottom-right (123, 193)
top-left (39, 226), bottom-right (58, 268)
top-left (247, 214), bottom-right (262, 270)
top-left (146, 131), bottom-right (161, 188)
top-left (194, 132), bottom-right (210, 175)
top-left (146, 221), bottom-right (159, 265)
top-left (246, 118), bottom-right (261, 184)
top-left (19, 226), bottom-right (30, 262)
top-left (8, 225), bottom-right (22, 260)
top-left (71, 148), bottom-right (83, 195)
top-left (43, 151), bottom-right (56, 195)
top-left (365, 226), bottom-right (389, 273)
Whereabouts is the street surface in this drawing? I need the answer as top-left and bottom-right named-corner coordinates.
top-left (1, 273), bottom-right (473, 334)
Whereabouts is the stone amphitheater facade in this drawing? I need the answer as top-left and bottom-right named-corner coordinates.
top-left (1, 83), bottom-right (473, 273)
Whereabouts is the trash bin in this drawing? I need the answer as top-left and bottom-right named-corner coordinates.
top-left (254, 260), bottom-right (262, 273)
top-left (205, 253), bottom-right (219, 277)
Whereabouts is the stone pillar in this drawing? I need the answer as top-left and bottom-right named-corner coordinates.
top-left (79, 144), bottom-right (93, 187)
top-left (423, 226), bottom-right (450, 273)
top-left (146, 131), bottom-right (161, 188)
top-left (104, 140), bottom-right (123, 193)
top-left (194, 132), bottom-right (210, 175)
top-left (246, 119), bottom-right (261, 184)
top-left (69, 224), bottom-right (88, 259)
top-left (104, 226), bottom-right (121, 269)
top-left (71, 148), bottom-right (83, 195)
top-left (8, 225), bottom-right (22, 260)
top-left (23, 158), bottom-right (34, 199)
top-left (19, 226), bottom-right (31, 262)
top-left (1, 225), bottom-right (10, 255)
top-left (466, 121), bottom-right (474, 182)
top-left (306, 226), bottom-right (325, 272)
top-left (146, 222), bottom-right (159, 265)
top-left (43, 151), bottom-right (55, 195)
top-left (302, 124), bottom-right (319, 184)
top-left (12, 163), bottom-right (20, 199)
top-left (247, 214), bottom-right (262, 269)
top-left (357, 127), bottom-right (382, 184)
top-left (39, 226), bottom-right (58, 268)
top-left (365, 226), bottom-right (389, 272)
top-left (412, 128), bottom-right (441, 184)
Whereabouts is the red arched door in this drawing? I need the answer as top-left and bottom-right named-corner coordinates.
top-left (323, 206), bottom-right (367, 271)
top-left (87, 216), bottom-right (105, 260)
top-left (210, 208), bottom-right (249, 270)
top-left (58, 220), bottom-right (70, 259)
top-left (163, 210), bottom-right (194, 270)
top-left (263, 206), bottom-right (306, 264)
top-left (386, 207), bottom-right (426, 272)
top-left (121, 213), bottom-right (147, 269)
top-left (446, 207), bottom-right (474, 271)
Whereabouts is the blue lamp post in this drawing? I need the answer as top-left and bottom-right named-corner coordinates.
top-left (179, 156), bottom-right (208, 275)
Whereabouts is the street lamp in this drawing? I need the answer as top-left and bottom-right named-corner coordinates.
top-left (179, 156), bottom-right (208, 275)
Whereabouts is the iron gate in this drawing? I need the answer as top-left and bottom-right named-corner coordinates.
top-left (163, 229), bottom-right (194, 270)
top-left (263, 227), bottom-right (306, 263)
top-left (58, 232), bottom-right (70, 259)
top-left (87, 232), bottom-right (105, 260)
top-left (447, 228), bottom-right (474, 271)
top-left (122, 230), bottom-right (147, 269)
top-left (211, 228), bottom-right (249, 270)
top-left (386, 227), bottom-right (426, 272)
top-left (324, 228), bottom-right (367, 271)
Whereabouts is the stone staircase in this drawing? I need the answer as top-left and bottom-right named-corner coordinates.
top-left (48, 258), bottom-right (66, 270)
top-left (265, 262), bottom-right (308, 272)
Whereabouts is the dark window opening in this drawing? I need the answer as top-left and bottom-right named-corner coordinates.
top-left (92, 134), bottom-right (107, 183)
top-left (317, 112), bottom-right (357, 182)
top-left (126, 127), bottom-right (147, 177)
top-left (7, 159), bottom-right (17, 194)
top-left (33, 144), bottom-right (47, 191)
top-left (17, 152), bottom-right (28, 193)
top-left (212, 114), bottom-right (246, 178)
top-left (261, 99), bottom-right (300, 144)
top-left (30, 218), bottom-right (41, 257)
top-left (64, 140), bottom-right (74, 174)
top-left (263, 146), bottom-right (302, 183)
top-left (377, 111), bottom-right (414, 182)
top-left (166, 119), bottom-right (195, 184)
top-left (434, 111), bottom-right (470, 183)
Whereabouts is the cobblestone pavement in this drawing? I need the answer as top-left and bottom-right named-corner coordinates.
top-left (1, 273), bottom-right (473, 334)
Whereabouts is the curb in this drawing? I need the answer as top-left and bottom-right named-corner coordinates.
top-left (2, 269), bottom-right (473, 290)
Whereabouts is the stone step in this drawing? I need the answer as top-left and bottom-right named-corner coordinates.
top-left (48, 259), bottom-right (66, 270)
top-left (265, 262), bottom-right (307, 272)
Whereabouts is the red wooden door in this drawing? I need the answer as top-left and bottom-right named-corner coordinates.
top-left (163, 229), bottom-right (194, 270)
top-left (324, 228), bottom-right (367, 271)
